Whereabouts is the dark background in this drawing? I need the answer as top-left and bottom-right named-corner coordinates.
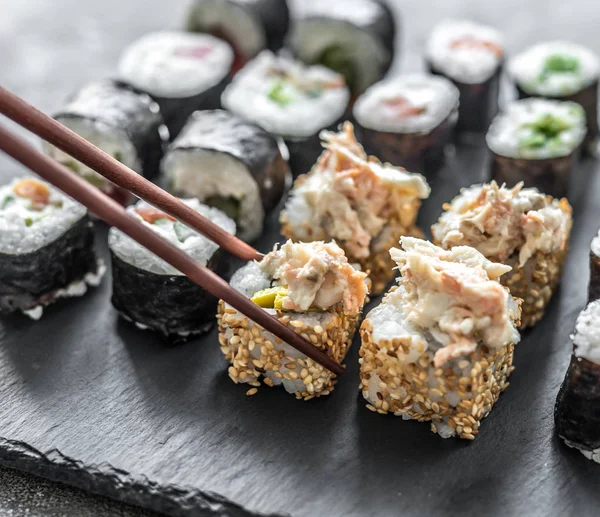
top-left (1, 0), bottom-right (600, 516)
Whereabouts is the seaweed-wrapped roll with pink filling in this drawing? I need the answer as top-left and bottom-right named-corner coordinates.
top-left (221, 50), bottom-right (350, 176)
top-left (589, 230), bottom-right (600, 302)
top-left (426, 19), bottom-right (504, 136)
top-left (280, 122), bottom-right (430, 295)
top-left (359, 238), bottom-right (521, 439)
top-left (353, 74), bottom-right (459, 174)
top-left (432, 181), bottom-right (572, 329)
top-left (509, 41), bottom-right (600, 154)
top-left (555, 300), bottom-right (600, 463)
top-left (218, 240), bottom-right (369, 399)
top-left (487, 98), bottom-right (586, 200)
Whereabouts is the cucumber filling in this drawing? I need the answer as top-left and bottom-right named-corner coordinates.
top-left (204, 195), bottom-right (241, 222)
top-left (315, 45), bottom-right (355, 93)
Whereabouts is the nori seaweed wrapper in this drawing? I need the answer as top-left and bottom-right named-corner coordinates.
top-left (428, 63), bottom-right (502, 136)
top-left (357, 116), bottom-right (455, 176)
top-left (555, 354), bottom-right (600, 453)
top-left (290, 0), bottom-right (396, 94)
top-left (187, 0), bottom-right (290, 60)
top-left (55, 80), bottom-right (168, 181)
top-left (0, 216), bottom-right (97, 314)
top-left (590, 250), bottom-right (600, 302)
top-left (110, 249), bottom-right (228, 345)
top-left (489, 150), bottom-right (580, 201)
top-left (167, 109), bottom-right (290, 215)
top-left (517, 81), bottom-right (599, 155)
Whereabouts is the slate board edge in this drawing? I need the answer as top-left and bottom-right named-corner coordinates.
top-left (0, 438), bottom-right (286, 517)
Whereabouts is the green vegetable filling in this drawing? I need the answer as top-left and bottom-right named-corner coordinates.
top-left (519, 113), bottom-right (572, 150)
top-left (267, 80), bottom-right (294, 107)
top-left (204, 195), bottom-right (241, 222)
top-left (1, 196), bottom-right (14, 209)
top-left (315, 45), bottom-right (355, 93)
top-left (539, 54), bottom-right (580, 82)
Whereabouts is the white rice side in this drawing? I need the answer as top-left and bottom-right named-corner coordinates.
top-left (426, 19), bottom-right (504, 84)
top-left (572, 300), bottom-right (600, 364)
top-left (226, 261), bottom-right (336, 394)
top-left (486, 98), bottom-right (587, 159)
top-left (0, 177), bottom-right (87, 255)
top-left (118, 31), bottom-right (233, 98)
top-left (353, 74), bottom-right (460, 133)
top-left (509, 41), bottom-right (600, 97)
top-left (108, 198), bottom-right (235, 275)
top-left (46, 118), bottom-right (140, 190)
top-left (290, 15), bottom-right (388, 94)
top-left (188, 0), bottom-right (265, 59)
top-left (161, 148), bottom-right (263, 243)
top-left (222, 51), bottom-right (350, 139)
top-left (592, 229), bottom-right (600, 257)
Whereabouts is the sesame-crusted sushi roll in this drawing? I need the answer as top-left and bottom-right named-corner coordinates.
top-left (280, 122), bottom-right (431, 295)
top-left (46, 80), bottom-right (168, 206)
top-left (218, 240), bottom-right (369, 399)
top-left (118, 31), bottom-right (234, 137)
top-left (353, 74), bottom-right (459, 175)
top-left (109, 199), bottom-right (235, 344)
top-left (555, 300), bottom-right (600, 463)
top-left (509, 41), bottom-right (600, 154)
top-left (221, 51), bottom-right (350, 177)
top-left (589, 230), bottom-right (600, 303)
top-left (289, 0), bottom-right (396, 95)
top-left (161, 110), bottom-right (291, 243)
top-left (0, 177), bottom-right (104, 320)
top-left (359, 238), bottom-right (522, 440)
top-left (426, 19), bottom-right (504, 136)
top-left (487, 98), bottom-right (587, 200)
top-left (432, 182), bottom-right (572, 329)
top-left (186, 0), bottom-right (290, 73)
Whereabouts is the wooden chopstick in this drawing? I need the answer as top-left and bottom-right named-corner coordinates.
top-left (0, 85), bottom-right (261, 263)
top-left (0, 122), bottom-right (344, 376)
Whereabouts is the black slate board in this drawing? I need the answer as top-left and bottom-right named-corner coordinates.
top-left (2, 1), bottom-right (600, 516)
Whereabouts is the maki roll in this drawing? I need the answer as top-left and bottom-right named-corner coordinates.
top-left (288, 0), bottom-right (396, 95)
top-left (359, 238), bottom-right (522, 439)
top-left (555, 300), bottom-right (600, 463)
top-left (509, 41), bottom-right (600, 154)
top-left (186, 0), bottom-right (290, 73)
top-left (109, 199), bottom-right (235, 343)
top-left (161, 109), bottom-right (291, 243)
top-left (118, 31), bottom-right (234, 137)
top-left (353, 74), bottom-right (459, 175)
top-left (487, 98), bottom-right (587, 200)
top-left (589, 230), bottom-right (600, 303)
top-left (432, 181), bottom-right (572, 329)
top-left (280, 123), bottom-right (430, 295)
top-left (218, 240), bottom-right (369, 399)
top-left (426, 19), bottom-right (504, 136)
top-left (0, 177), bottom-right (104, 320)
top-left (221, 50), bottom-right (350, 177)
top-left (46, 80), bottom-right (167, 205)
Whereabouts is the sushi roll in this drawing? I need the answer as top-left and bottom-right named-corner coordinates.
top-left (432, 181), bottom-right (572, 329)
top-left (280, 122), bottom-right (430, 295)
top-left (218, 240), bottom-right (369, 399)
top-left (426, 19), bottom-right (504, 136)
top-left (487, 98), bottom-right (587, 200)
top-left (509, 41), bottom-right (600, 154)
top-left (221, 50), bottom-right (350, 177)
top-left (353, 74), bottom-right (459, 174)
top-left (118, 31), bottom-right (234, 137)
top-left (186, 0), bottom-right (290, 73)
top-left (589, 230), bottom-right (600, 303)
top-left (555, 300), bottom-right (600, 463)
top-left (288, 0), bottom-right (396, 95)
top-left (160, 109), bottom-right (291, 243)
top-left (46, 80), bottom-right (168, 205)
top-left (0, 177), bottom-right (104, 320)
top-left (359, 238), bottom-right (522, 439)
top-left (108, 199), bottom-right (235, 344)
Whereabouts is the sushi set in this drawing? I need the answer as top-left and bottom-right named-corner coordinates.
top-left (1, 0), bottom-right (600, 516)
